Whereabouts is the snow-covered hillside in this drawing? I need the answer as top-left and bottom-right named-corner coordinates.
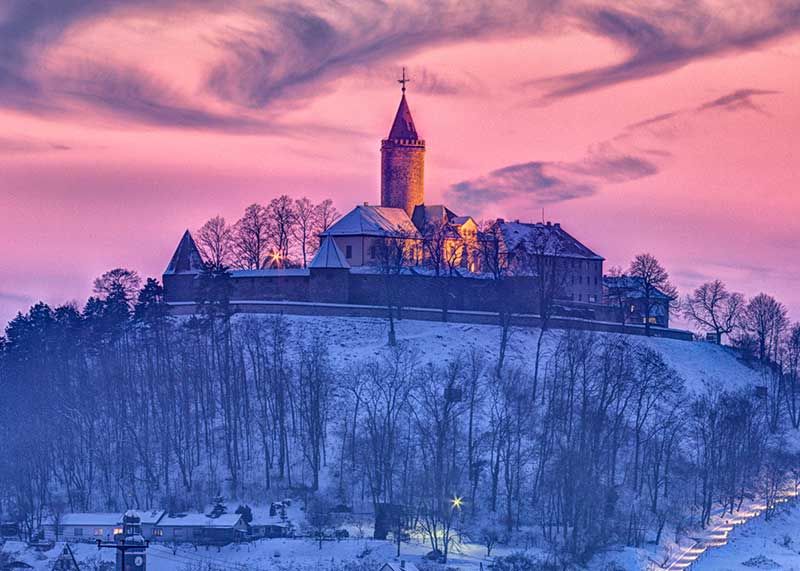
top-left (273, 314), bottom-right (764, 395)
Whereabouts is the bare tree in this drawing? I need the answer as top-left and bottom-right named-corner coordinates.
top-left (196, 216), bottom-right (233, 269)
top-left (518, 225), bottom-right (568, 398)
top-left (293, 197), bottom-right (317, 268)
top-left (628, 253), bottom-right (678, 336)
top-left (267, 195), bottom-right (297, 265)
top-left (683, 280), bottom-right (745, 344)
top-left (478, 221), bottom-right (514, 377)
top-left (93, 268), bottom-right (142, 303)
top-left (744, 293), bottom-right (788, 362)
top-left (372, 229), bottom-right (414, 346)
top-left (232, 204), bottom-right (270, 269)
top-left (315, 198), bottom-right (340, 233)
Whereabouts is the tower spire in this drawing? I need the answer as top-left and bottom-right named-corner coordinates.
top-left (398, 67), bottom-right (409, 94)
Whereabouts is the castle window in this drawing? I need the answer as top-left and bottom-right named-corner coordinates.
top-left (345, 245), bottom-right (352, 259)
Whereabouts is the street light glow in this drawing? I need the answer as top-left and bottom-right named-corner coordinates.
top-left (451, 495), bottom-right (463, 510)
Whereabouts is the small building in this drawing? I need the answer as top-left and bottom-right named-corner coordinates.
top-left (154, 513), bottom-right (247, 546)
top-left (43, 513), bottom-right (123, 542)
top-left (379, 562), bottom-right (419, 571)
top-left (603, 275), bottom-right (673, 328)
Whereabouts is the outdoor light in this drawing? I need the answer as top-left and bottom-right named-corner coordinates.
top-left (450, 496), bottom-right (463, 510)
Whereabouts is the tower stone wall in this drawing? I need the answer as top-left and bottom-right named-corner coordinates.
top-left (380, 138), bottom-right (425, 216)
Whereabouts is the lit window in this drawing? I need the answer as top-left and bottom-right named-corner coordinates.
top-left (113, 527), bottom-right (123, 535)
top-left (153, 528), bottom-right (163, 537)
top-left (94, 528), bottom-right (105, 536)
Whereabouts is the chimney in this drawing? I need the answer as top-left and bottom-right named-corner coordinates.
top-left (554, 222), bottom-right (561, 228)
top-left (496, 218), bottom-right (505, 224)
top-left (400, 561), bottom-right (406, 570)
top-left (363, 201), bottom-right (369, 206)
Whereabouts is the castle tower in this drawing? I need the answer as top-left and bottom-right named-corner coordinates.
top-left (381, 69), bottom-right (425, 217)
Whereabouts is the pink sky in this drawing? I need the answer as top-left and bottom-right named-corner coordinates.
top-left (1, 1), bottom-right (799, 327)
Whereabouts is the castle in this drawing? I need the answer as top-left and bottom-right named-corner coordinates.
top-left (163, 75), bottom-right (675, 334)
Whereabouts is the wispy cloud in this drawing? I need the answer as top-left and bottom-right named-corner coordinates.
top-left (0, 1), bottom-right (796, 131)
top-left (533, 2), bottom-right (800, 102)
top-left (696, 88), bottom-right (779, 114)
top-left (447, 145), bottom-right (658, 214)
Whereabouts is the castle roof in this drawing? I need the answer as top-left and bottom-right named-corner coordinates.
top-left (310, 236), bottom-right (350, 269)
top-left (387, 94), bottom-right (420, 141)
top-left (321, 205), bottom-right (419, 237)
top-left (497, 221), bottom-right (604, 261)
top-left (411, 204), bottom-right (457, 230)
top-left (164, 230), bottom-right (204, 275)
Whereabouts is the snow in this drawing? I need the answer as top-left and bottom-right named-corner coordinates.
top-left (692, 503), bottom-right (800, 571)
top-left (158, 513), bottom-right (242, 528)
top-left (51, 513), bottom-right (122, 527)
top-left (259, 314), bottom-right (764, 396)
top-left (322, 205), bottom-right (419, 237)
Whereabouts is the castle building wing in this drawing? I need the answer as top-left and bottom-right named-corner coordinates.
top-left (164, 230), bottom-right (204, 274)
top-left (497, 221), bottom-right (604, 260)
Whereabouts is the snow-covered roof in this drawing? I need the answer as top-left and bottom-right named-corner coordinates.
top-left (380, 562), bottom-right (420, 571)
top-left (411, 204), bottom-right (456, 230)
top-left (309, 237), bottom-right (350, 269)
top-left (157, 513), bottom-right (243, 528)
top-left (498, 221), bottom-right (603, 260)
top-left (604, 276), bottom-right (673, 300)
top-left (321, 205), bottom-right (419, 237)
top-left (56, 513), bottom-right (121, 527)
top-left (164, 230), bottom-right (205, 275)
top-left (128, 510), bottom-right (165, 525)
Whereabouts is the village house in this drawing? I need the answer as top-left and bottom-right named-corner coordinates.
top-left (604, 275), bottom-right (674, 328)
top-left (43, 513), bottom-right (123, 542)
top-left (154, 513), bottom-right (247, 546)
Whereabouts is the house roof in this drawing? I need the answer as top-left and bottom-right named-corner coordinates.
top-left (498, 221), bottom-right (604, 260)
top-left (380, 562), bottom-right (420, 571)
top-left (604, 276), bottom-right (673, 300)
top-left (411, 204), bottom-right (457, 230)
top-left (56, 513), bottom-right (122, 527)
top-left (164, 230), bottom-right (204, 275)
top-left (128, 510), bottom-right (165, 525)
top-left (310, 237), bottom-right (350, 269)
top-left (321, 205), bottom-right (419, 237)
top-left (158, 513), bottom-right (243, 528)
top-left (386, 94), bottom-right (420, 141)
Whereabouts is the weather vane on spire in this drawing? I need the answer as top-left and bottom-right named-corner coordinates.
top-left (398, 67), bottom-right (409, 94)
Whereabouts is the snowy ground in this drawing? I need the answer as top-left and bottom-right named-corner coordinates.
top-left (261, 313), bottom-right (764, 396)
top-left (691, 502), bottom-right (800, 571)
top-left (2, 535), bottom-right (519, 571)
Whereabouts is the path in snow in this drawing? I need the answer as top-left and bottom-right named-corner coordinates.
top-left (659, 491), bottom-right (799, 571)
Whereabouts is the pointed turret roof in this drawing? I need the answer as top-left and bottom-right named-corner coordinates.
top-left (387, 94), bottom-right (420, 140)
top-left (309, 236), bottom-right (350, 269)
top-left (164, 230), bottom-right (205, 274)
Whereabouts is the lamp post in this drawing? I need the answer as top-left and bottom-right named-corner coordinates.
top-left (97, 512), bottom-right (149, 571)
